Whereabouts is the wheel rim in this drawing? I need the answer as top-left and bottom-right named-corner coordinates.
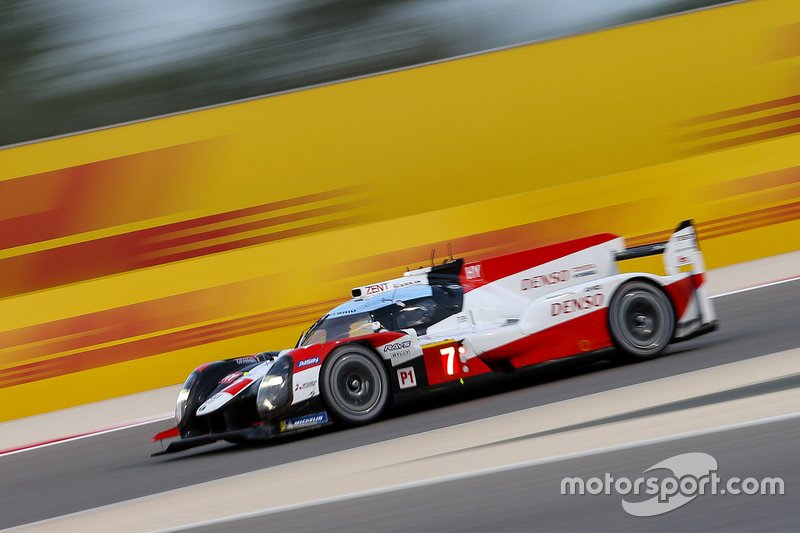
top-left (328, 354), bottom-right (382, 416)
top-left (616, 289), bottom-right (671, 351)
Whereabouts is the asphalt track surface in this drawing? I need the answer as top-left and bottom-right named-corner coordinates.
top-left (2, 280), bottom-right (799, 530)
top-left (192, 416), bottom-right (800, 533)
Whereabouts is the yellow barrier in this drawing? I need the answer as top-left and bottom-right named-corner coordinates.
top-left (1, 0), bottom-right (799, 420)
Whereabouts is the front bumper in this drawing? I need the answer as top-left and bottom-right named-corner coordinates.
top-left (151, 424), bottom-right (276, 456)
top-left (152, 400), bottom-right (331, 456)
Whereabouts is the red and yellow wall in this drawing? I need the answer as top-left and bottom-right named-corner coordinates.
top-left (1, 0), bottom-right (799, 420)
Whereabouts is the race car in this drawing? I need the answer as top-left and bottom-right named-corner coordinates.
top-left (152, 220), bottom-right (717, 455)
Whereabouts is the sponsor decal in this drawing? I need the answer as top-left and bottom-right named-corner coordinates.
top-left (465, 264), bottom-right (482, 280)
top-left (197, 392), bottom-right (226, 415)
top-left (392, 279), bottom-right (424, 289)
top-left (665, 229), bottom-right (697, 271)
top-left (672, 230), bottom-right (697, 254)
top-left (383, 340), bottom-right (412, 352)
top-left (572, 263), bottom-right (598, 278)
top-left (365, 283), bottom-right (389, 295)
top-left (297, 357), bottom-right (320, 368)
top-left (551, 293), bottom-right (605, 316)
top-left (357, 278), bottom-right (425, 299)
top-left (234, 357), bottom-right (258, 365)
top-left (294, 380), bottom-right (317, 392)
top-left (219, 371), bottom-right (243, 384)
top-left (383, 339), bottom-right (414, 362)
top-left (521, 270), bottom-right (570, 291)
top-left (397, 367), bottom-right (417, 389)
top-left (279, 411), bottom-right (328, 432)
top-left (330, 308), bottom-right (358, 317)
top-left (382, 337), bottom-right (420, 366)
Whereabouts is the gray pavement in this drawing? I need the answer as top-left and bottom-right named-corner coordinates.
top-left (1, 279), bottom-right (799, 530)
top-left (198, 416), bottom-right (799, 533)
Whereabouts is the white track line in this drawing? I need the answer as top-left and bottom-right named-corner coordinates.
top-left (710, 275), bottom-right (800, 299)
top-left (157, 410), bottom-right (800, 532)
top-left (0, 415), bottom-right (172, 458)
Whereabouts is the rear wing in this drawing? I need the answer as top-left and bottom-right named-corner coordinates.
top-left (616, 219), bottom-right (716, 326)
top-left (615, 220), bottom-right (706, 276)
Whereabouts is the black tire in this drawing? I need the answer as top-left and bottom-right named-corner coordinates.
top-left (320, 344), bottom-right (390, 426)
top-left (608, 280), bottom-right (675, 361)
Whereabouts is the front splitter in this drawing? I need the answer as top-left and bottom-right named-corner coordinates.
top-left (151, 425), bottom-right (275, 456)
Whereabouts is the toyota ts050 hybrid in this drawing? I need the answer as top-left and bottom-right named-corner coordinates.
top-left (152, 220), bottom-right (717, 455)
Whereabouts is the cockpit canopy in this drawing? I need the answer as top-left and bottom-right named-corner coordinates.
top-left (299, 283), bottom-right (463, 347)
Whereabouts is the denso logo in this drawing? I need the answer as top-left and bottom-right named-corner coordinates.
top-left (521, 270), bottom-right (570, 290)
top-left (383, 340), bottom-right (412, 352)
top-left (365, 283), bottom-right (389, 295)
top-left (551, 293), bottom-right (605, 316)
top-left (297, 357), bottom-right (320, 368)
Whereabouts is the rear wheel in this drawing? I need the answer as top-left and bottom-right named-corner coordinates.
top-left (609, 280), bottom-right (675, 361)
top-left (320, 344), bottom-right (389, 425)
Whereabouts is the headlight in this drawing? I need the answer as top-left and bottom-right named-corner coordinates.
top-left (175, 371), bottom-right (199, 425)
top-left (256, 355), bottom-right (293, 419)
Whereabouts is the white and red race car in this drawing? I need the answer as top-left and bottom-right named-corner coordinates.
top-left (153, 220), bottom-right (717, 455)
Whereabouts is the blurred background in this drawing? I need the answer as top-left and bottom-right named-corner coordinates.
top-left (2, 0), bottom-right (729, 146)
top-left (2, 0), bottom-right (799, 420)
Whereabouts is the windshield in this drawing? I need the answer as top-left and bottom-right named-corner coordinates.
top-left (300, 312), bottom-right (374, 347)
top-left (298, 283), bottom-right (464, 346)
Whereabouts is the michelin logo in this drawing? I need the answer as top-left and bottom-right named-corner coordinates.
top-left (280, 411), bottom-right (328, 432)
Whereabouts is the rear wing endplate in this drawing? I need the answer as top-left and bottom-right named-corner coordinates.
top-left (615, 220), bottom-right (706, 276)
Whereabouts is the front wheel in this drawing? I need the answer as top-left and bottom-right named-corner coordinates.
top-left (608, 280), bottom-right (675, 361)
top-left (320, 344), bottom-right (390, 426)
